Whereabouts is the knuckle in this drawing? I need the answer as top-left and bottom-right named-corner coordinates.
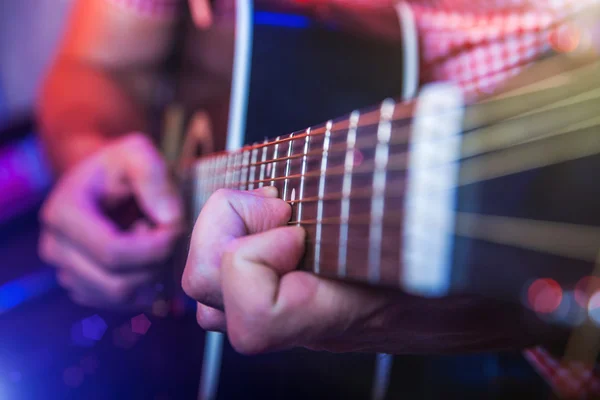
top-left (228, 322), bottom-right (269, 355)
top-left (182, 269), bottom-right (213, 304)
top-left (208, 188), bottom-right (235, 205)
top-left (195, 307), bottom-right (225, 332)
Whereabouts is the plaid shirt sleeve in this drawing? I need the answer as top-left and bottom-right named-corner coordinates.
top-left (408, 0), bottom-right (599, 100)
top-left (525, 347), bottom-right (600, 399)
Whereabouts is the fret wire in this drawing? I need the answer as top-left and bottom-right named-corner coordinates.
top-left (248, 146), bottom-right (258, 190)
top-left (192, 79), bottom-right (600, 178)
top-left (219, 114), bottom-right (600, 189)
top-left (225, 153), bottom-right (232, 188)
top-left (194, 162), bottom-right (203, 218)
top-left (236, 157), bottom-right (406, 187)
top-left (369, 100), bottom-right (395, 283)
top-left (297, 128), bottom-right (311, 224)
top-left (209, 157), bottom-right (215, 199)
top-left (241, 149), bottom-right (250, 190)
top-left (338, 111), bottom-right (359, 277)
top-left (200, 129), bottom-right (404, 175)
top-left (315, 121), bottom-right (333, 274)
top-left (197, 161), bottom-right (204, 207)
top-left (259, 138), bottom-right (268, 188)
top-left (283, 133), bottom-right (295, 200)
top-left (217, 155), bottom-right (225, 190)
top-left (204, 160), bottom-right (211, 204)
top-left (214, 157), bottom-right (219, 192)
top-left (205, 158), bottom-right (212, 204)
top-left (270, 136), bottom-right (280, 187)
top-left (234, 151), bottom-right (242, 190)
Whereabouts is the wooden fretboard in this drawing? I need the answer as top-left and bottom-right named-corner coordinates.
top-left (190, 55), bottom-right (600, 300)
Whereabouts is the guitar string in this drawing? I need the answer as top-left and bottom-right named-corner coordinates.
top-left (286, 212), bottom-right (600, 266)
top-left (194, 88), bottom-right (600, 182)
top-left (195, 117), bottom-right (600, 193)
top-left (195, 60), bottom-right (600, 167)
top-left (194, 126), bottom-right (600, 264)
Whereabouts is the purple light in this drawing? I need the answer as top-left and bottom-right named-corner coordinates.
top-left (131, 314), bottom-right (151, 335)
top-left (8, 371), bottom-right (21, 383)
top-left (80, 355), bottom-right (99, 375)
top-left (81, 315), bottom-right (107, 341)
top-left (112, 324), bottom-right (141, 349)
top-left (63, 366), bottom-right (84, 388)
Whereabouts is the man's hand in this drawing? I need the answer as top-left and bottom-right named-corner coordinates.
top-left (40, 133), bottom-right (183, 309)
top-left (184, 187), bottom-right (567, 355)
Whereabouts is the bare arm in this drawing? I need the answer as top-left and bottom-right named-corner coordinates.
top-left (37, 0), bottom-right (180, 174)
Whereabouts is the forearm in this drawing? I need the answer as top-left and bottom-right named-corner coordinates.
top-left (37, 57), bottom-right (149, 175)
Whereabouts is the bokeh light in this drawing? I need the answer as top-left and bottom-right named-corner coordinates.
top-left (152, 299), bottom-right (169, 318)
top-left (112, 324), bottom-right (141, 349)
top-left (550, 24), bottom-right (581, 53)
top-left (353, 149), bottom-right (364, 167)
top-left (575, 276), bottom-right (600, 308)
top-left (71, 322), bottom-right (95, 348)
top-left (63, 366), bottom-right (84, 388)
top-left (80, 355), bottom-right (98, 375)
top-left (131, 314), bottom-right (151, 335)
top-left (527, 278), bottom-right (563, 314)
top-left (81, 314), bottom-right (107, 341)
top-left (588, 291), bottom-right (600, 326)
top-left (551, 291), bottom-right (586, 327)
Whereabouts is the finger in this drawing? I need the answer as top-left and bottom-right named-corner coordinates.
top-left (189, 0), bottom-right (213, 29)
top-left (196, 304), bottom-right (227, 332)
top-left (221, 226), bottom-right (387, 355)
top-left (41, 231), bottom-right (156, 306)
top-left (42, 189), bottom-right (180, 269)
top-left (118, 133), bottom-right (183, 226)
top-left (182, 187), bottom-right (290, 311)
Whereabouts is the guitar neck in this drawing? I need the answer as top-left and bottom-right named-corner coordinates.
top-left (190, 54), bottom-right (600, 301)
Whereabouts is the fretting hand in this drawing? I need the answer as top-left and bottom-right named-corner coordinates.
top-left (183, 187), bottom-right (557, 354)
top-left (40, 133), bottom-right (183, 309)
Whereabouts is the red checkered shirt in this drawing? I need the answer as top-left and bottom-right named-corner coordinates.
top-left (104, 0), bottom-right (600, 397)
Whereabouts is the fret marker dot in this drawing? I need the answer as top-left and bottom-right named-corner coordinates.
top-left (354, 149), bottom-right (364, 166)
top-left (266, 163), bottom-right (272, 177)
top-left (290, 188), bottom-right (296, 204)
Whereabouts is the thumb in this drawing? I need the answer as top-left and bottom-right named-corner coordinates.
top-left (119, 134), bottom-right (182, 225)
top-left (182, 186), bottom-right (290, 310)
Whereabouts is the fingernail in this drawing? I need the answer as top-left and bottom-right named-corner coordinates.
top-left (156, 197), bottom-right (180, 224)
top-left (253, 186), bottom-right (278, 198)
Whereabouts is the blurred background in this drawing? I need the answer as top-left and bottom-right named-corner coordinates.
top-left (0, 1), bottom-right (551, 399)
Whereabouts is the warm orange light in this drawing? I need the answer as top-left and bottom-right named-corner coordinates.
top-left (527, 278), bottom-right (563, 314)
top-left (550, 24), bottom-right (581, 54)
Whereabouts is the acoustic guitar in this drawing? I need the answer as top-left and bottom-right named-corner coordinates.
top-left (182, 52), bottom-right (600, 322)
top-left (166, 48), bottom-right (600, 400)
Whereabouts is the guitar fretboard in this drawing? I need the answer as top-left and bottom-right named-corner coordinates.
top-left (194, 98), bottom-right (418, 287)
top-left (191, 55), bottom-right (600, 296)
